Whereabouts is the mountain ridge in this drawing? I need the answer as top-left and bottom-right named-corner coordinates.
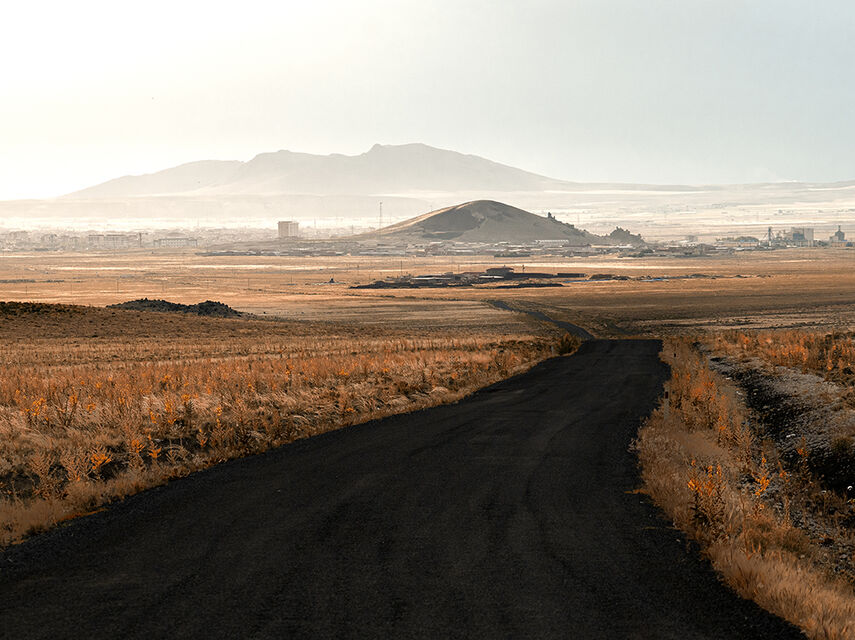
top-left (61, 143), bottom-right (855, 202)
top-left (64, 143), bottom-right (574, 199)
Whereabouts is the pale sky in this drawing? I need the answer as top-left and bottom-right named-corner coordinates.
top-left (2, 0), bottom-right (854, 199)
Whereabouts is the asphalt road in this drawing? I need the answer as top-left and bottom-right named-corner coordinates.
top-left (0, 340), bottom-right (803, 639)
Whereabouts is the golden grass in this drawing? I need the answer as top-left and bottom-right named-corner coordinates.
top-left (710, 329), bottom-right (855, 380)
top-left (0, 303), bottom-right (559, 546)
top-left (637, 338), bottom-right (855, 639)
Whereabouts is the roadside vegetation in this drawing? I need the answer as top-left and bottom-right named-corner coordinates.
top-left (709, 330), bottom-right (855, 494)
top-left (709, 330), bottom-right (855, 379)
top-left (638, 337), bottom-right (855, 639)
top-left (0, 302), bottom-right (565, 546)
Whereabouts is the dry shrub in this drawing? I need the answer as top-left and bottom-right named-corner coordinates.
top-left (638, 338), bottom-right (855, 639)
top-left (0, 321), bottom-right (561, 546)
top-left (28, 450), bottom-right (61, 499)
top-left (557, 332), bottom-right (583, 355)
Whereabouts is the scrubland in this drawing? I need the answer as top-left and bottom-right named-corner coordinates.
top-left (0, 302), bottom-right (559, 546)
top-left (8, 248), bottom-right (855, 634)
top-left (639, 337), bottom-right (855, 639)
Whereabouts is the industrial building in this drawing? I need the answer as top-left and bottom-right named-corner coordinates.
top-left (785, 227), bottom-right (814, 247)
top-left (278, 220), bottom-right (300, 239)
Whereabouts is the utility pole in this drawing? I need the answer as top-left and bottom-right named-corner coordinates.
top-left (378, 201), bottom-right (383, 238)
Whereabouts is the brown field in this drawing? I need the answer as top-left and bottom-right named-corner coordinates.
top-left (3, 247), bottom-right (855, 335)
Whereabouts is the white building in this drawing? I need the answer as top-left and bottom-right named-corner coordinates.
top-left (154, 236), bottom-right (198, 248)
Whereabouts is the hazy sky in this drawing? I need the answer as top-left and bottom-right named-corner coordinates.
top-left (2, 0), bottom-right (854, 199)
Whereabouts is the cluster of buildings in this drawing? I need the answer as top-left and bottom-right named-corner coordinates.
top-left (711, 226), bottom-right (850, 250)
top-left (598, 225), bottom-right (854, 259)
top-left (0, 230), bottom-right (200, 251)
top-left (351, 266), bottom-right (728, 290)
top-left (213, 237), bottom-right (638, 259)
top-left (348, 239), bottom-right (634, 258)
top-left (352, 266), bottom-right (588, 289)
top-left (4, 217), bottom-right (852, 257)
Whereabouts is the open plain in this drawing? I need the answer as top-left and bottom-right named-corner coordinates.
top-left (1, 247), bottom-right (854, 333)
top-left (3, 246), bottom-right (855, 638)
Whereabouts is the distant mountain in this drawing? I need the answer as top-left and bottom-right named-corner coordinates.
top-left (367, 200), bottom-right (637, 245)
top-left (65, 143), bottom-right (574, 198)
top-left (66, 160), bottom-right (243, 198)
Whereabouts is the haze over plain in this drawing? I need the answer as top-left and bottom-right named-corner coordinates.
top-left (3, 0), bottom-right (855, 202)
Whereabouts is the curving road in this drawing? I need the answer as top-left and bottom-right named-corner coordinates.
top-left (485, 299), bottom-right (595, 339)
top-left (0, 340), bottom-right (803, 639)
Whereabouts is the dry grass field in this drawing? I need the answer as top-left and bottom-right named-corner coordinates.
top-left (0, 298), bottom-right (563, 546)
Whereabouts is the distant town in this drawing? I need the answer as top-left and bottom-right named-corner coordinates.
top-left (0, 216), bottom-right (850, 258)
